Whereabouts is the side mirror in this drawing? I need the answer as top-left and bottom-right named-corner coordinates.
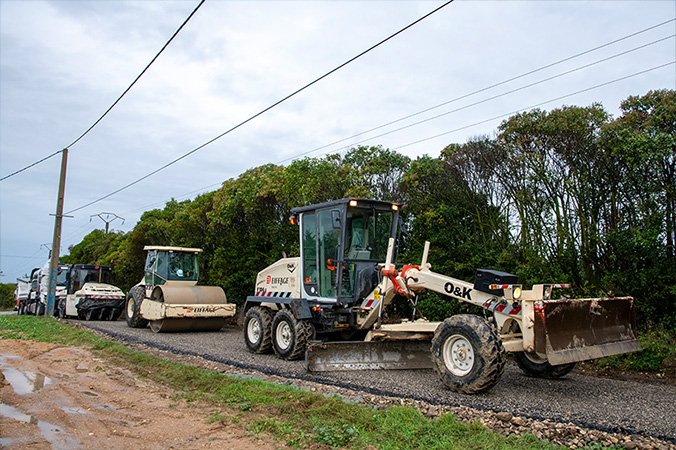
top-left (331, 210), bottom-right (342, 229)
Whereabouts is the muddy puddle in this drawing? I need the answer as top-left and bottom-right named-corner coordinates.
top-left (1, 354), bottom-right (53, 395)
top-left (0, 402), bottom-right (79, 449)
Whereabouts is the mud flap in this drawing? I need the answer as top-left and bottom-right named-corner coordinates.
top-left (306, 340), bottom-right (433, 371)
top-left (535, 296), bottom-right (641, 365)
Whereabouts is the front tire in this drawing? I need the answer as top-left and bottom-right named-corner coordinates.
top-left (243, 306), bottom-right (273, 353)
top-left (431, 314), bottom-right (506, 394)
top-left (271, 309), bottom-right (313, 361)
top-left (514, 352), bottom-right (576, 379)
top-left (125, 286), bottom-right (149, 328)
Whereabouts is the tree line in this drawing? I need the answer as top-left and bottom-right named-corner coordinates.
top-left (61, 90), bottom-right (675, 330)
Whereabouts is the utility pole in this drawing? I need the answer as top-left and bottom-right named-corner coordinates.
top-left (90, 212), bottom-right (124, 234)
top-left (45, 148), bottom-right (68, 317)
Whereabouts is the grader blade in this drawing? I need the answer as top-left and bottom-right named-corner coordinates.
top-left (306, 341), bottom-right (433, 371)
top-left (535, 296), bottom-right (641, 365)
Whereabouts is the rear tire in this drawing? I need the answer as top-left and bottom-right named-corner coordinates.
top-left (431, 314), bottom-right (506, 394)
top-left (243, 306), bottom-right (273, 353)
top-left (271, 309), bottom-right (313, 361)
top-left (514, 352), bottom-right (576, 379)
top-left (126, 286), bottom-right (149, 328)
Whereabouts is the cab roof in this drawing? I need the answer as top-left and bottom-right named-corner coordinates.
top-left (291, 198), bottom-right (402, 214)
top-left (143, 245), bottom-right (202, 253)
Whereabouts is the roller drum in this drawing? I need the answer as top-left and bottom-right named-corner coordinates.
top-left (155, 285), bottom-right (227, 305)
top-left (149, 317), bottom-right (225, 333)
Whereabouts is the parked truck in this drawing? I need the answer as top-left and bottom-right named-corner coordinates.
top-left (13, 278), bottom-right (30, 311)
top-left (242, 198), bottom-right (640, 394)
top-left (17, 261), bottom-right (69, 316)
top-left (60, 264), bottom-right (126, 321)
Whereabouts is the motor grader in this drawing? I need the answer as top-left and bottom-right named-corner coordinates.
top-left (125, 246), bottom-right (236, 333)
top-left (242, 198), bottom-right (640, 394)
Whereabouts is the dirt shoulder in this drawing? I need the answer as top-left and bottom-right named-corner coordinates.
top-left (0, 339), bottom-right (277, 449)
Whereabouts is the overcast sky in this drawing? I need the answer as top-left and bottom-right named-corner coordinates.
top-left (1, 0), bottom-right (674, 282)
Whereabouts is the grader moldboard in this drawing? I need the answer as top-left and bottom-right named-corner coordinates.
top-left (125, 246), bottom-right (236, 333)
top-left (243, 198), bottom-right (640, 394)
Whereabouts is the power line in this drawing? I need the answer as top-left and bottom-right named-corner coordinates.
top-left (277, 18), bottom-right (676, 163)
top-left (102, 59), bottom-right (675, 225)
top-left (307, 35), bottom-right (675, 157)
top-left (393, 61), bottom-right (675, 150)
top-left (0, 149), bottom-right (63, 182)
top-left (63, 15), bottom-right (674, 218)
top-left (0, 0), bottom-right (206, 182)
top-left (64, 0), bottom-right (455, 215)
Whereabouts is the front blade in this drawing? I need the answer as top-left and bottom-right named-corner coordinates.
top-left (535, 296), bottom-right (641, 365)
top-left (306, 340), bottom-right (433, 371)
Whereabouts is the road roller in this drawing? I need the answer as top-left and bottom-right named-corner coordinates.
top-left (125, 246), bottom-right (236, 333)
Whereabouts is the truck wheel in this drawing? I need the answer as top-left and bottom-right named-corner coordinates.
top-left (244, 306), bottom-right (273, 353)
top-left (56, 300), bottom-right (66, 318)
top-left (126, 286), bottom-right (149, 328)
top-left (431, 314), bottom-right (506, 394)
top-left (514, 352), bottom-right (576, 379)
top-left (271, 309), bottom-right (313, 361)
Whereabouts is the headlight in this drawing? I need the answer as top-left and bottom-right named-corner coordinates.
top-left (512, 286), bottom-right (522, 300)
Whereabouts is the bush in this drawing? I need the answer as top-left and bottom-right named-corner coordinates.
top-left (596, 329), bottom-right (675, 373)
top-left (0, 283), bottom-right (15, 310)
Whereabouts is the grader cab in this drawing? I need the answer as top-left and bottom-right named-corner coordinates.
top-left (243, 198), bottom-right (640, 394)
top-left (125, 246), bottom-right (236, 333)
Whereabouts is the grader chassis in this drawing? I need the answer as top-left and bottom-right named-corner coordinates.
top-left (242, 198), bottom-right (640, 394)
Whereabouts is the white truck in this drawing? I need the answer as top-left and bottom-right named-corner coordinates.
top-left (18, 261), bottom-right (68, 316)
top-left (60, 264), bottom-right (126, 321)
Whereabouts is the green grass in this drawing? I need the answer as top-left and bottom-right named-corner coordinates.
top-left (594, 329), bottom-right (675, 373)
top-left (0, 315), bottom-right (558, 449)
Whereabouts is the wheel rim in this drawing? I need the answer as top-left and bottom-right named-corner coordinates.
top-left (247, 318), bottom-right (262, 344)
top-left (443, 334), bottom-right (475, 376)
top-left (127, 298), bottom-right (135, 318)
top-left (523, 352), bottom-right (548, 364)
top-left (275, 321), bottom-right (292, 351)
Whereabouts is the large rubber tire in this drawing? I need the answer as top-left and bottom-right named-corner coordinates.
top-left (243, 307), bottom-right (273, 353)
top-left (431, 314), bottom-right (506, 394)
top-left (271, 309), bottom-right (313, 361)
top-left (56, 299), bottom-right (66, 319)
top-left (514, 352), bottom-right (576, 379)
top-left (126, 286), bottom-right (149, 329)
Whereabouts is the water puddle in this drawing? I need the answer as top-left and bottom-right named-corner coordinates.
top-left (0, 402), bottom-right (79, 449)
top-left (2, 367), bottom-right (52, 394)
top-left (61, 406), bottom-right (89, 415)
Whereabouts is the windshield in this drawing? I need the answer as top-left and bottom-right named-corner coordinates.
top-left (79, 268), bottom-right (112, 284)
top-left (56, 267), bottom-right (68, 286)
top-left (167, 252), bottom-right (199, 281)
top-left (343, 208), bottom-right (394, 262)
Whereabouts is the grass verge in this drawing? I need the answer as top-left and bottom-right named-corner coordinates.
top-left (0, 315), bottom-right (557, 449)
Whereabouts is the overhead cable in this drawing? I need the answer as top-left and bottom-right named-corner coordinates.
top-left (0, 0), bottom-right (206, 182)
top-left (101, 59), bottom-right (674, 222)
top-left (394, 61), bottom-right (676, 150)
top-left (310, 35), bottom-right (675, 156)
top-left (277, 18), bottom-right (676, 163)
top-left (64, 0), bottom-right (456, 215)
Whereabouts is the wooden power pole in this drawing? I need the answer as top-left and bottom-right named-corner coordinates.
top-left (45, 148), bottom-right (68, 317)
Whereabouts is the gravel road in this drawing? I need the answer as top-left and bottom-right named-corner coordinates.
top-left (78, 319), bottom-right (675, 443)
